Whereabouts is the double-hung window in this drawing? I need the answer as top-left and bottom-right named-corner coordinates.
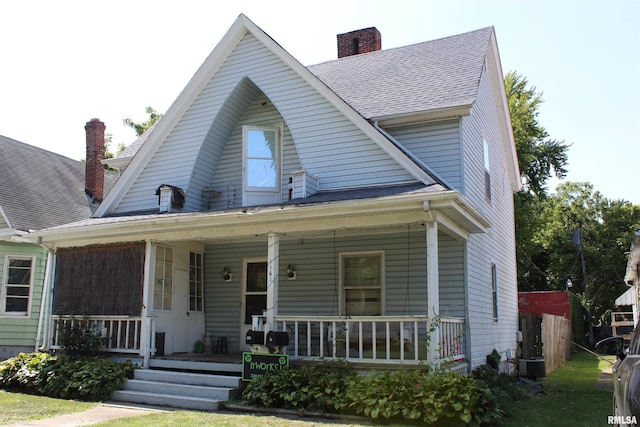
top-left (341, 252), bottom-right (384, 316)
top-left (1, 256), bottom-right (35, 316)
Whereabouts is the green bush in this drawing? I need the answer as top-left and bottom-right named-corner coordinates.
top-left (242, 364), bottom-right (504, 426)
top-left (243, 362), bottom-right (356, 412)
top-left (342, 370), bottom-right (502, 426)
top-left (0, 352), bottom-right (134, 401)
top-left (57, 321), bottom-right (106, 358)
top-left (472, 364), bottom-right (530, 417)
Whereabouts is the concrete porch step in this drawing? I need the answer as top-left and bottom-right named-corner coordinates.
top-left (111, 389), bottom-right (222, 411)
top-left (110, 369), bottom-right (242, 411)
top-left (133, 368), bottom-right (242, 388)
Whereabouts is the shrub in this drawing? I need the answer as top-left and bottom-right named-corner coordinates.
top-left (57, 320), bottom-right (106, 358)
top-left (472, 364), bottom-right (530, 416)
top-left (242, 362), bottom-right (356, 412)
top-left (342, 370), bottom-right (502, 426)
top-left (0, 352), bottom-right (55, 392)
top-left (243, 364), bottom-right (503, 426)
top-left (0, 352), bottom-right (134, 401)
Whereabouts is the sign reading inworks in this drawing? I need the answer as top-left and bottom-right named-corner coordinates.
top-left (241, 352), bottom-right (289, 382)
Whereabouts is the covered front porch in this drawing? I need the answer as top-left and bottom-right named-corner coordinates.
top-left (48, 314), bottom-right (465, 369)
top-left (39, 188), bottom-right (488, 370)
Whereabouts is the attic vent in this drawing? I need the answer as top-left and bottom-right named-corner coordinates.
top-left (159, 187), bottom-right (172, 213)
top-left (155, 184), bottom-right (186, 213)
top-left (291, 170), bottom-right (319, 199)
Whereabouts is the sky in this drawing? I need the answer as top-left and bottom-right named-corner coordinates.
top-left (1, 0), bottom-right (638, 203)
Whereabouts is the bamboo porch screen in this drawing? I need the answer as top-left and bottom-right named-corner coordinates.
top-left (53, 242), bottom-right (145, 316)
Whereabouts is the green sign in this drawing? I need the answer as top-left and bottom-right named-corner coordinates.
top-left (242, 352), bottom-right (289, 382)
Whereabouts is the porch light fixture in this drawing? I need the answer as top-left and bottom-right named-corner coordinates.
top-left (222, 268), bottom-right (232, 282)
top-left (286, 265), bottom-right (296, 280)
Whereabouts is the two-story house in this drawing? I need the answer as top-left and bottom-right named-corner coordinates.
top-left (31, 14), bottom-right (521, 373)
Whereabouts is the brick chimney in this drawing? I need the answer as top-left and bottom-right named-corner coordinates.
top-left (85, 118), bottom-right (105, 202)
top-left (337, 27), bottom-right (381, 58)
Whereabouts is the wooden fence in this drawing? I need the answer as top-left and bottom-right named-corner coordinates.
top-left (541, 313), bottom-right (571, 374)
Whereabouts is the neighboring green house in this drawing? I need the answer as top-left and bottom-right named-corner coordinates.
top-left (0, 131), bottom-right (115, 359)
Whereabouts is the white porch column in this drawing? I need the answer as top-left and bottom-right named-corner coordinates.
top-left (141, 240), bottom-right (152, 368)
top-left (426, 219), bottom-right (440, 365)
top-left (266, 232), bottom-right (280, 329)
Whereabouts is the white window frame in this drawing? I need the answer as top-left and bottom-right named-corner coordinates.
top-left (483, 139), bottom-right (491, 202)
top-left (339, 251), bottom-right (385, 316)
top-left (1, 255), bottom-right (35, 317)
top-left (153, 245), bottom-right (173, 311)
top-left (241, 257), bottom-right (268, 325)
top-left (491, 263), bottom-right (498, 321)
top-left (189, 251), bottom-right (204, 312)
top-left (242, 125), bottom-right (282, 204)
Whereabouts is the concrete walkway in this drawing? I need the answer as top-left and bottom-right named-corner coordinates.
top-left (2, 402), bottom-right (168, 427)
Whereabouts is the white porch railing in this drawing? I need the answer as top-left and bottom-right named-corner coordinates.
top-left (50, 315), bottom-right (142, 353)
top-left (254, 315), bottom-right (465, 365)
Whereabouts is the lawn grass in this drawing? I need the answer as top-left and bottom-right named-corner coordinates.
top-left (0, 390), bottom-right (97, 425)
top-left (501, 350), bottom-right (612, 427)
top-left (92, 410), bottom-right (378, 427)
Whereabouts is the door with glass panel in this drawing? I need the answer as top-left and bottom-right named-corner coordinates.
top-left (240, 259), bottom-right (267, 350)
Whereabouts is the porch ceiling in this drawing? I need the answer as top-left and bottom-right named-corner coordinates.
top-left (31, 189), bottom-right (490, 247)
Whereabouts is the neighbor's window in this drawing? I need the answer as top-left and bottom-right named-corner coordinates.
top-left (491, 263), bottom-right (498, 321)
top-left (1, 256), bottom-right (34, 316)
top-left (483, 139), bottom-right (491, 201)
top-left (341, 252), bottom-right (384, 316)
top-left (189, 252), bottom-right (203, 312)
top-left (153, 246), bottom-right (173, 310)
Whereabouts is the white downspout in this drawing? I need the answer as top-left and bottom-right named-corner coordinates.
top-left (35, 246), bottom-right (55, 352)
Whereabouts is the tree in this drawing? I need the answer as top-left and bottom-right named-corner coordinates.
top-left (536, 182), bottom-right (640, 324)
top-left (123, 106), bottom-right (163, 137)
top-left (505, 71), bottom-right (569, 197)
top-left (506, 71), bottom-right (570, 291)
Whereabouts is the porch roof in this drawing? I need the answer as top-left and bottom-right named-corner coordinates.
top-left (30, 185), bottom-right (490, 247)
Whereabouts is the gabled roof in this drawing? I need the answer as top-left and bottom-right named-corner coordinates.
top-left (95, 15), bottom-right (518, 217)
top-left (309, 27), bottom-right (493, 121)
top-left (0, 135), bottom-right (117, 232)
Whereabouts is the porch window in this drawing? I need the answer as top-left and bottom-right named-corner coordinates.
top-left (153, 246), bottom-right (173, 311)
top-left (1, 256), bottom-right (34, 316)
top-left (341, 252), bottom-right (384, 316)
top-left (491, 263), bottom-right (498, 321)
top-left (189, 252), bottom-right (203, 312)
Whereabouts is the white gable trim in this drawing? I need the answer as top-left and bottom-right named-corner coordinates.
top-left (95, 14), bottom-right (433, 217)
top-left (0, 206), bottom-right (11, 229)
top-left (487, 30), bottom-right (521, 192)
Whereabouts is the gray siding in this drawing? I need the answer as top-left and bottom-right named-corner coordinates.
top-left (461, 61), bottom-right (518, 368)
top-left (114, 32), bottom-right (414, 214)
top-left (389, 120), bottom-right (463, 191)
top-left (203, 229), bottom-right (462, 353)
top-left (0, 242), bottom-right (47, 350)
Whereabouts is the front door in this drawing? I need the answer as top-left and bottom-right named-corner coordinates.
top-left (240, 259), bottom-right (267, 350)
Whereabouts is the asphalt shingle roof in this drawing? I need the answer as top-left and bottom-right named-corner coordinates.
top-left (0, 135), bottom-right (117, 231)
top-left (308, 27), bottom-right (493, 119)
